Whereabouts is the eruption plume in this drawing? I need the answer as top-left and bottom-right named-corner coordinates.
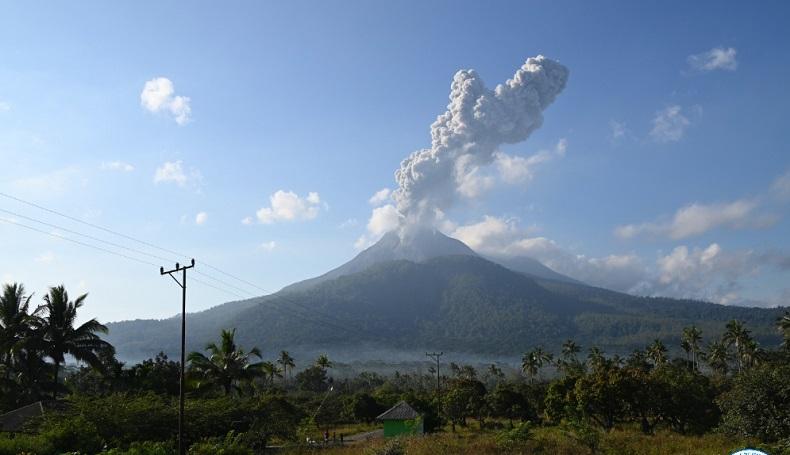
top-left (392, 55), bottom-right (569, 232)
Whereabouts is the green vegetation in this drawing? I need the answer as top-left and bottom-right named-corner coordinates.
top-left (1, 281), bottom-right (790, 454)
top-left (105, 256), bottom-right (785, 360)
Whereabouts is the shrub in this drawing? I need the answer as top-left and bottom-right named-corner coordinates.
top-left (365, 439), bottom-right (405, 455)
top-left (188, 431), bottom-right (252, 455)
top-left (41, 414), bottom-right (104, 454)
top-left (495, 421), bottom-right (532, 450)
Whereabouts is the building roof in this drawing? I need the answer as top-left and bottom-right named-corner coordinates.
top-left (377, 400), bottom-right (419, 421)
top-left (0, 401), bottom-right (45, 432)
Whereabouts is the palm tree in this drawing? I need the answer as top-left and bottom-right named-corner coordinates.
top-left (778, 311), bottom-right (790, 348)
top-left (188, 328), bottom-right (264, 395)
top-left (260, 361), bottom-right (282, 386)
top-left (36, 285), bottom-right (114, 398)
top-left (681, 326), bottom-right (703, 371)
top-left (521, 351), bottom-right (540, 384)
top-left (587, 346), bottom-right (606, 370)
top-left (723, 319), bottom-right (752, 373)
top-left (706, 339), bottom-right (730, 376)
top-left (277, 350), bottom-right (295, 384)
top-left (315, 353), bottom-right (333, 370)
top-left (0, 283), bottom-right (36, 370)
top-left (740, 338), bottom-right (762, 369)
top-left (646, 339), bottom-right (667, 365)
top-left (561, 339), bottom-right (581, 362)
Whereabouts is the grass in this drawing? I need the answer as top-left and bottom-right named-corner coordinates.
top-left (282, 425), bottom-right (760, 455)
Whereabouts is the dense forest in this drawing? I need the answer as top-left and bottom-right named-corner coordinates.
top-left (106, 256), bottom-right (786, 361)
top-left (1, 282), bottom-right (790, 454)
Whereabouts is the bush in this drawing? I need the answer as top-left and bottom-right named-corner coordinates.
top-left (495, 421), bottom-right (532, 450)
top-left (365, 439), bottom-right (405, 455)
top-left (41, 414), bottom-right (104, 454)
top-left (188, 431), bottom-right (252, 455)
top-left (718, 364), bottom-right (790, 442)
top-left (99, 440), bottom-right (175, 455)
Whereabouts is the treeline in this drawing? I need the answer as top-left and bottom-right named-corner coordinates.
top-left (1, 282), bottom-right (789, 454)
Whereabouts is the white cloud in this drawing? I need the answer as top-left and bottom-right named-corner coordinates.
top-left (259, 241), bottom-right (277, 252)
top-left (338, 218), bottom-right (359, 229)
top-left (195, 212), bottom-right (208, 225)
top-left (153, 161), bottom-right (201, 188)
top-left (101, 161), bottom-right (135, 172)
top-left (369, 188), bottom-right (392, 206)
top-left (610, 120), bottom-right (626, 140)
top-left (772, 169), bottom-right (790, 200)
top-left (140, 77), bottom-right (192, 125)
top-left (0, 101), bottom-right (11, 112)
top-left (241, 216), bottom-right (254, 225)
top-left (450, 215), bottom-right (648, 292)
top-left (34, 251), bottom-right (55, 264)
top-left (687, 47), bottom-right (738, 72)
top-left (650, 105), bottom-right (691, 143)
top-left (494, 139), bottom-right (567, 186)
top-left (615, 199), bottom-right (764, 240)
top-left (354, 204), bottom-right (402, 249)
top-left (255, 190), bottom-right (323, 224)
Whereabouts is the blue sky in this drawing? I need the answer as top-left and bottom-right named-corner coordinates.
top-left (1, 1), bottom-right (789, 323)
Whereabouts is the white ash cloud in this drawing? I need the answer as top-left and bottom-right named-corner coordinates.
top-left (392, 56), bottom-right (569, 228)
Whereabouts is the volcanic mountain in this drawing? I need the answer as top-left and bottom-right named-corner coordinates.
top-left (105, 230), bottom-right (785, 362)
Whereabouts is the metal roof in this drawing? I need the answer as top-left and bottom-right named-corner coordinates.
top-left (376, 400), bottom-right (419, 421)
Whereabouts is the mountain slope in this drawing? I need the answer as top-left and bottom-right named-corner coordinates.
top-left (105, 254), bottom-right (785, 361)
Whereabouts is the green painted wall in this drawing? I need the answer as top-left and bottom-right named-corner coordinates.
top-left (383, 418), bottom-right (423, 437)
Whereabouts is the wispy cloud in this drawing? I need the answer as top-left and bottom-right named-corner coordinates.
top-left (195, 212), bottom-right (208, 225)
top-left (615, 199), bottom-right (767, 240)
top-left (259, 241), bottom-right (277, 252)
top-left (101, 161), bottom-right (135, 172)
top-left (153, 161), bottom-right (202, 188)
top-left (650, 105), bottom-right (692, 143)
top-left (687, 47), bottom-right (737, 72)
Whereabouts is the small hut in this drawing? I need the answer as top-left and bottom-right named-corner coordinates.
top-left (376, 400), bottom-right (423, 437)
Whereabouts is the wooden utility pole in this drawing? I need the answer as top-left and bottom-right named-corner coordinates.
top-left (160, 259), bottom-right (195, 455)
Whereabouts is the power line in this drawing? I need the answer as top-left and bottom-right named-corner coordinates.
top-left (0, 206), bottom-right (380, 339)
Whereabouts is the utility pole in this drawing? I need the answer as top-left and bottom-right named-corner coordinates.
top-left (160, 259), bottom-right (195, 455)
top-left (426, 351), bottom-right (443, 393)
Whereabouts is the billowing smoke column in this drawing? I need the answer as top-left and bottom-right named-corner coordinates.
top-left (393, 56), bottom-right (569, 231)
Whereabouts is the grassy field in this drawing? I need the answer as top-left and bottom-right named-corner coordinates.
top-left (284, 425), bottom-right (761, 455)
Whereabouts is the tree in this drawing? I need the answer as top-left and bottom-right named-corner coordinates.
top-left (36, 285), bottom-right (114, 398)
top-left (521, 351), bottom-right (539, 384)
top-left (646, 339), bottom-right (668, 366)
top-left (777, 311), bottom-right (790, 348)
top-left (0, 283), bottom-right (36, 370)
top-left (706, 339), bottom-right (730, 376)
top-left (260, 361), bottom-right (282, 386)
top-left (277, 350), bottom-right (295, 384)
top-left (315, 353), bottom-right (333, 370)
top-left (723, 319), bottom-right (752, 373)
top-left (587, 346), bottom-right (606, 371)
top-left (188, 328), bottom-right (264, 395)
top-left (718, 364), bottom-right (790, 442)
top-left (681, 326), bottom-right (703, 371)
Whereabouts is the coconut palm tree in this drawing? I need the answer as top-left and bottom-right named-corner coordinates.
top-left (706, 339), bottom-right (730, 376)
top-left (277, 350), bottom-right (295, 384)
top-left (260, 361), bottom-right (282, 386)
top-left (740, 338), bottom-right (762, 369)
top-left (646, 339), bottom-right (668, 366)
top-left (723, 319), bottom-right (752, 373)
top-left (36, 285), bottom-right (114, 398)
top-left (778, 311), bottom-right (790, 348)
top-left (521, 351), bottom-right (540, 384)
top-left (561, 339), bottom-right (581, 362)
top-left (315, 353), bottom-right (333, 370)
top-left (188, 328), bottom-right (264, 395)
top-left (0, 283), bottom-right (36, 370)
top-left (681, 326), bottom-right (703, 371)
top-left (587, 346), bottom-right (606, 370)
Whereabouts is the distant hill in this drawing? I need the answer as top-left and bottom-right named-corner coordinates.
top-left (105, 241), bottom-right (785, 362)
